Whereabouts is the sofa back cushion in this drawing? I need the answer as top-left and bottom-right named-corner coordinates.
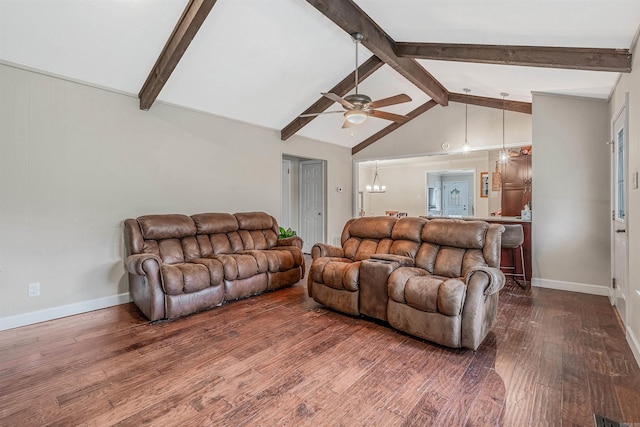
top-left (136, 214), bottom-right (200, 264)
top-left (191, 212), bottom-right (279, 255)
top-left (389, 217), bottom-right (428, 258)
top-left (416, 219), bottom-right (491, 277)
top-left (192, 213), bottom-right (241, 255)
top-left (235, 212), bottom-right (279, 250)
top-left (342, 216), bottom-right (397, 261)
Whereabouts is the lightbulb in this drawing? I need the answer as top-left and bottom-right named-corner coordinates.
top-left (499, 149), bottom-right (509, 163)
top-left (462, 141), bottom-right (471, 153)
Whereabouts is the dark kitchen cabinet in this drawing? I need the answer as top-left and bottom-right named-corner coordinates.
top-left (501, 154), bottom-right (532, 216)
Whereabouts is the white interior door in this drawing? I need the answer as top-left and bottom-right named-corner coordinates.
top-left (300, 160), bottom-right (325, 253)
top-left (443, 181), bottom-right (469, 217)
top-left (611, 97), bottom-right (629, 327)
top-left (281, 160), bottom-right (291, 230)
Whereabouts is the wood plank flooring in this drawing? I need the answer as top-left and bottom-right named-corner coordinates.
top-left (1, 266), bottom-right (640, 426)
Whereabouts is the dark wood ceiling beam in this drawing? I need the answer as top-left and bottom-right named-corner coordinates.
top-left (449, 92), bottom-right (532, 114)
top-left (306, 0), bottom-right (449, 106)
top-left (280, 55), bottom-right (384, 141)
top-left (138, 0), bottom-right (217, 110)
top-left (351, 100), bottom-right (439, 155)
top-left (395, 42), bottom-right (632, 73)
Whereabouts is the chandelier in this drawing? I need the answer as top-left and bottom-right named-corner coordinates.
top-left (366, 162), bottom-right (386, 193)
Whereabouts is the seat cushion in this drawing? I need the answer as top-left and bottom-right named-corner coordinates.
top-left (310, 257), bottom-right (360, 292)
top-left (161, 263), bottom-right (211, 295)
top-left (388, 268), bottom-right (467, 316)
top-left (208, 253), bottom-right (268, 280)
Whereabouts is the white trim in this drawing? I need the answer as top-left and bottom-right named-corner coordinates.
top-left (532, 278), bottom-right (610, 296)
top-left (627, 326), bottom-right (640, 368)
top-left (0, 293), bottom-right (132, 331)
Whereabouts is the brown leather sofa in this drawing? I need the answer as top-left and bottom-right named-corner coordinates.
top-left (308, 216), bottom-right (505, 350)
top-left (124, 212), bottom-right (304, 321)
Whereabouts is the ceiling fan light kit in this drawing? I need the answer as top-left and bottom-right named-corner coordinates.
top-left (345, 109), bottom-right (368, 124)
top-left (301, 32), bottom-right (412, 128)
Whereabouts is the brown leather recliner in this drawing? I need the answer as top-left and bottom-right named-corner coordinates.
top-left (124, 211), bottom-right (304, 321)
top-left (308, 216), bottom-right (504, 350)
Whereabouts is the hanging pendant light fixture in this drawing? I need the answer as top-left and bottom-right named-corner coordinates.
top-left (498, 92), bottom-right (509, 164)
top-left (462, 88), bottom-right (471, 153)
top-left (366, 161), bottom-right (386, 193)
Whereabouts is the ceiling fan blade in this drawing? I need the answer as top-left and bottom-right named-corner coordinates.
top-left (299, 110), bottom-right (344, 118)
top-left (322, 92), bottom-right (354, 109)
top-left (368, 94), bottom-right (412, 109)
top-left (369, 110), bottom-right (410, 123)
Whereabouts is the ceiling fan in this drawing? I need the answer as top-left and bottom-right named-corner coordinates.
top-left (300, 33), bottom-right (412, 128)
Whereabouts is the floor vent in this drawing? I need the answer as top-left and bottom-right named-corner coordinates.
top-left (594, 414), bottom-right (627, 427)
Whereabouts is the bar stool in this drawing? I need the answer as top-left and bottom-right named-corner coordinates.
top-left (501, 224), bottom-right (527, 288)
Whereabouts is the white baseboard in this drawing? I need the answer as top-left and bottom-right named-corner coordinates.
top-left (0, 293), bottom-right (132, 332)
top-left (627, 326), bottom-right (640, 368)
top-left (531, 277), bottom-right (610, 296)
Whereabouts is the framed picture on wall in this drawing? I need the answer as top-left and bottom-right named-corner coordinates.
top-left (480, 172), bottom-right (489, 198)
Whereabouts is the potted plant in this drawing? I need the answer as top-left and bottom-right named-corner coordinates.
top-left (278, 227), bottom-right (297, 239)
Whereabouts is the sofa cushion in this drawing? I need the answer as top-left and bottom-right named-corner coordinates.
top-left (348, 216), bottom-right (396, 239)
top-left (389, 217), bottom-right (427, 258)
top-left (389, 272), bottom-right (466, 317)
top-left (208, 253), bottom-right (267, 280)
top-left (344, 237), bottom-right (394, 261)
top-left (161, 263), bottom-right (211, 295)
top-left (192, 258), bottom-right (225, 284)
top-left (421, 219), bottom-right (487, 249)
top-left (138, 214), bottom-right (196, 240)
top-left (322, 261), bottom-right (361, 292)
top-left (238, 229), bottom-right (277, 250)
top-left (192, 213), bottom-right (238, 235)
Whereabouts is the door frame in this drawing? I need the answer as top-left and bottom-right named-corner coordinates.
top-left (610, 92), bottom-right (629, 329)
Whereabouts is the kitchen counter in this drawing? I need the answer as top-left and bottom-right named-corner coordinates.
top-left (422, 215), bottom-right (531, 223)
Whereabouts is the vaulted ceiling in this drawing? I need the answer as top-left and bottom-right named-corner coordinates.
top-left (1, 0), bottom-right (639, 152)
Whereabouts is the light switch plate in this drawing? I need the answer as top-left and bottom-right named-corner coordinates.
top-left (633, 171), bottom-right (639, 189)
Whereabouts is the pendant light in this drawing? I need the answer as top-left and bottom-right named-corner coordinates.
top-left (462, 88), bottom-right (471, 153)
top-left (498, 92), bottom-right (509, 164)
top-left (366, 161), bottom-right (386, 193)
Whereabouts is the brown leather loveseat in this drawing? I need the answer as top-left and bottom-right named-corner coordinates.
top-left (308, 216), bottom-right (504, 350)
top-left (124, 211), bottom-right (304, 321)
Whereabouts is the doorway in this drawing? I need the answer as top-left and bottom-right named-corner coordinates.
top-left (611, 95), bottom-right (629, 329)
top-left (282, 155), bottom-right (326, 254)
top-left (427, 170), bottom-right (475, 217)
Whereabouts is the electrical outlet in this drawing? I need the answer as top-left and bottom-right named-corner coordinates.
top-left (28, 282), bottom-right (40, 297)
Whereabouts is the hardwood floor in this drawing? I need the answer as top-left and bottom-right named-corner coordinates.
top-left (1, 270), bottom-right (639, 426)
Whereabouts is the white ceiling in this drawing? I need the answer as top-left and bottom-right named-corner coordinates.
top-left (1, 0), bottom-right (639, 149)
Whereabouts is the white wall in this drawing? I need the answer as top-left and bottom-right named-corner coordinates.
top-left (610, 39), bottom-right (640, 363)
top-left (353, 101), bottom-right (532, 160)
top-left (531, 93), bottom-right (611, 294)
top-left (0, 63), bottom-right (352, 328)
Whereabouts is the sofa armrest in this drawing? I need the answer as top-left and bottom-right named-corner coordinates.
top-left (125, 253), bottom-right (162, 276)
top-left (277, 236), bottom-right (303, 250)
top-left (369, 254), bottom-right (415, 267)
top-left (311, 243), bottom-right (344, 259)
top-left (464, 266), bottom-right (505, 296)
